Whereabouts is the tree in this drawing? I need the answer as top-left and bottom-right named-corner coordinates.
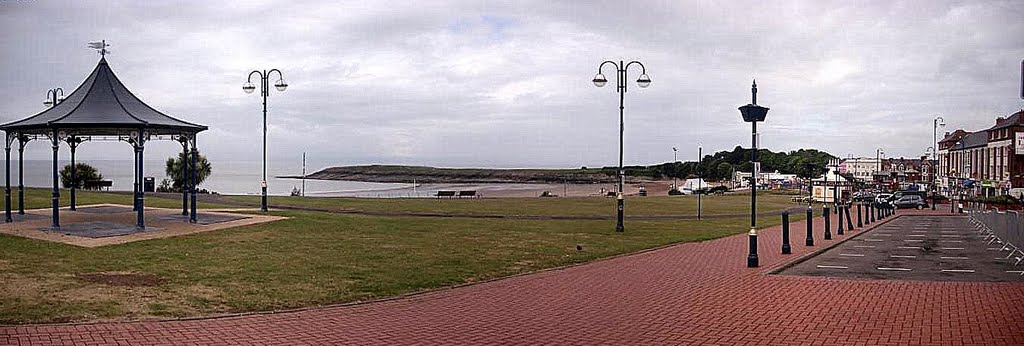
top-left (165, 150), bottom-right (212, 192)
top-left (716, 162), bottom-right (734, 180)
top-left (60, 163), bottom-right (103, 189)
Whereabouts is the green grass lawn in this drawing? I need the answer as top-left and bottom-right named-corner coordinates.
top-left (225, 193), bottom-right (803, 216)
top-left (0, 189), bottom-right (806, 324)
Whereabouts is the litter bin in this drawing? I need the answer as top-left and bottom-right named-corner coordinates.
top-left (143, 177), bottom-right (155, 192)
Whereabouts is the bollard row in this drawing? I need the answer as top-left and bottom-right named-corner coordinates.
top-left (778, 201), bottom-right (881, 256)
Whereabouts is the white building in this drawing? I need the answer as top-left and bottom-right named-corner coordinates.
top-left (839, 157), bottom-right (880, 182)
top-left (811, 168), bottom-right (853, 203)
top-left (734, 171), bottom-right (799, 188)
top-left (680, 178), bottom-right (709, 191)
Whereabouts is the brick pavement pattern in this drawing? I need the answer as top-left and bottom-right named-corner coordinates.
top-left (3, 209), bottom-right (1024, 345)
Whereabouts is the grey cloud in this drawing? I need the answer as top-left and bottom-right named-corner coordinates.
top-left (0, 0), bottom-right (1021, 170)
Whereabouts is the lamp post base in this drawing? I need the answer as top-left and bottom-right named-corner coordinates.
top-left (261, 187), bottom-right (268, 212)
top-left (747, 228), bottom-right (759, 267)
top-left (615, 194), bottom-right (624, 232)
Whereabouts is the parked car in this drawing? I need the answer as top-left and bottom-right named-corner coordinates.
top-left (873, 193), bottom-right (894, 208)
top-left (852, 191), bottom-right (876, 202)
top-left (894, 195), bottom-right (929, 209)
top-left (893, 190), bottom-right (926, 200)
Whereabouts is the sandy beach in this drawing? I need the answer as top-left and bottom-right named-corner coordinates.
top-left (416, 180), bottom-right (677, 198)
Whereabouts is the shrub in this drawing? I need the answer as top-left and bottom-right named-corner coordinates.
top-left (59, 163), bottom-right (103, 189)
top-left (165, 150), bottom-right (212, 192)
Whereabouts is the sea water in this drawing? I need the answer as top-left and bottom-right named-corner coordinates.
top-left (1, 159), bottom-right (409, 197)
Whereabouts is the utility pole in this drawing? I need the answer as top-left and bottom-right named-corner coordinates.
top-left (698, 146), bottom-right (702, 220)
top-left (672, 147), bottom-right (678, 191)
top-left (301, 152), bottom-right (306, 197)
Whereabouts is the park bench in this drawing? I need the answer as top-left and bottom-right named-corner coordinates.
top-left (457, 190), bottom-right (477, 198)
top-left (82, 180), bottom-right (113, 191)
top-left (435, 190), bottom-right (456, 199)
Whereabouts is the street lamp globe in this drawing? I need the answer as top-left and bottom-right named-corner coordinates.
top-left (274, 79), bottom-right (288, 91)
top-left (43, 99), bottom-right (53, 107)
top-left (242, 82), bottom-right (256, 94)
top-left (636, 74), bottom-right (651, 88)
top-left (592, 73), bottom-right (608, 87)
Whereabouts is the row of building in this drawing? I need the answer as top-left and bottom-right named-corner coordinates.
top-left (831, 109), bottom-right (1024, 200)
top-left (938, 110), bottom-right (1024, 198)
top-left (722, 109), bottom-right (1024, 202)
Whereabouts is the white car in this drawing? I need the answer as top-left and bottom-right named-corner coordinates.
top-left (874, 193), bottom-right (893, 207)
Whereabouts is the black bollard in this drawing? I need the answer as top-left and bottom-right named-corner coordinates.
top-left (845, 205), bottom-right (854, 230)
top-left (837, 205), bottom-right (845, 235)
top-left (782, 211), bottom-right (791, 254)
top-left (857, 203), bottom-right (863, 228)
top-left (824, 206), bottom-right (832, 240)
top-left (805, 206), bottom-right (814, 246)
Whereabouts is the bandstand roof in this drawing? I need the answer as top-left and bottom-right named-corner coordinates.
top-left (0, 57), bottom-right (207, 136)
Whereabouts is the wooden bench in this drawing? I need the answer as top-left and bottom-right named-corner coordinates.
top-left (435, 190), bottom-right (456, 199)
top-left (457, 190), bottom-right (477, 198)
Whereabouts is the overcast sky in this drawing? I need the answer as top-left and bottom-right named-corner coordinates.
top-left (1, 0), bottom-right (1022, 171)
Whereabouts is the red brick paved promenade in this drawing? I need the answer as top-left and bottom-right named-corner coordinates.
top-left (3, 209), bottom-right (1024, 345)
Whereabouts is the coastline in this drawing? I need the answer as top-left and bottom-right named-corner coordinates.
top-left (289, 178), bottom-right (678, 198)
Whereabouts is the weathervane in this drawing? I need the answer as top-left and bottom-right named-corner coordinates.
top-left (87, 40), bottom-right (110, 56)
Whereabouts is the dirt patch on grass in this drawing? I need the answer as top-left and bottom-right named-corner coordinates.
top-left (75, 272), bottom-right (166, 287)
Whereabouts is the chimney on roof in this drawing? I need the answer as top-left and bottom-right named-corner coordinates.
top-left (997, 117), bottom-right (1005, 124)
top-left (944, 131), bottom-right (950, 137)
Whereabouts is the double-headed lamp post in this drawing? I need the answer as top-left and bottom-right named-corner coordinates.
top-left (739, 80), bottom-right (769, 268)
top-left (44, 88), bottom-right (65, 108)
top-left (932, 116), bottom-right (945, 210)
top-left (925, 146), bottom-right (935, 209)
top-left (243, 69), bottom-right (288, 212)
top-left (592, 60), bottom-right (651, 232)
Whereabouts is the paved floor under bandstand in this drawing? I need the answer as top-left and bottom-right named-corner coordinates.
top-left (0, 204), bottom-right (286, 247)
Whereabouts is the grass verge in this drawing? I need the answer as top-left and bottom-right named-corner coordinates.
top-left (1, 190), bottom-right (805, 324)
